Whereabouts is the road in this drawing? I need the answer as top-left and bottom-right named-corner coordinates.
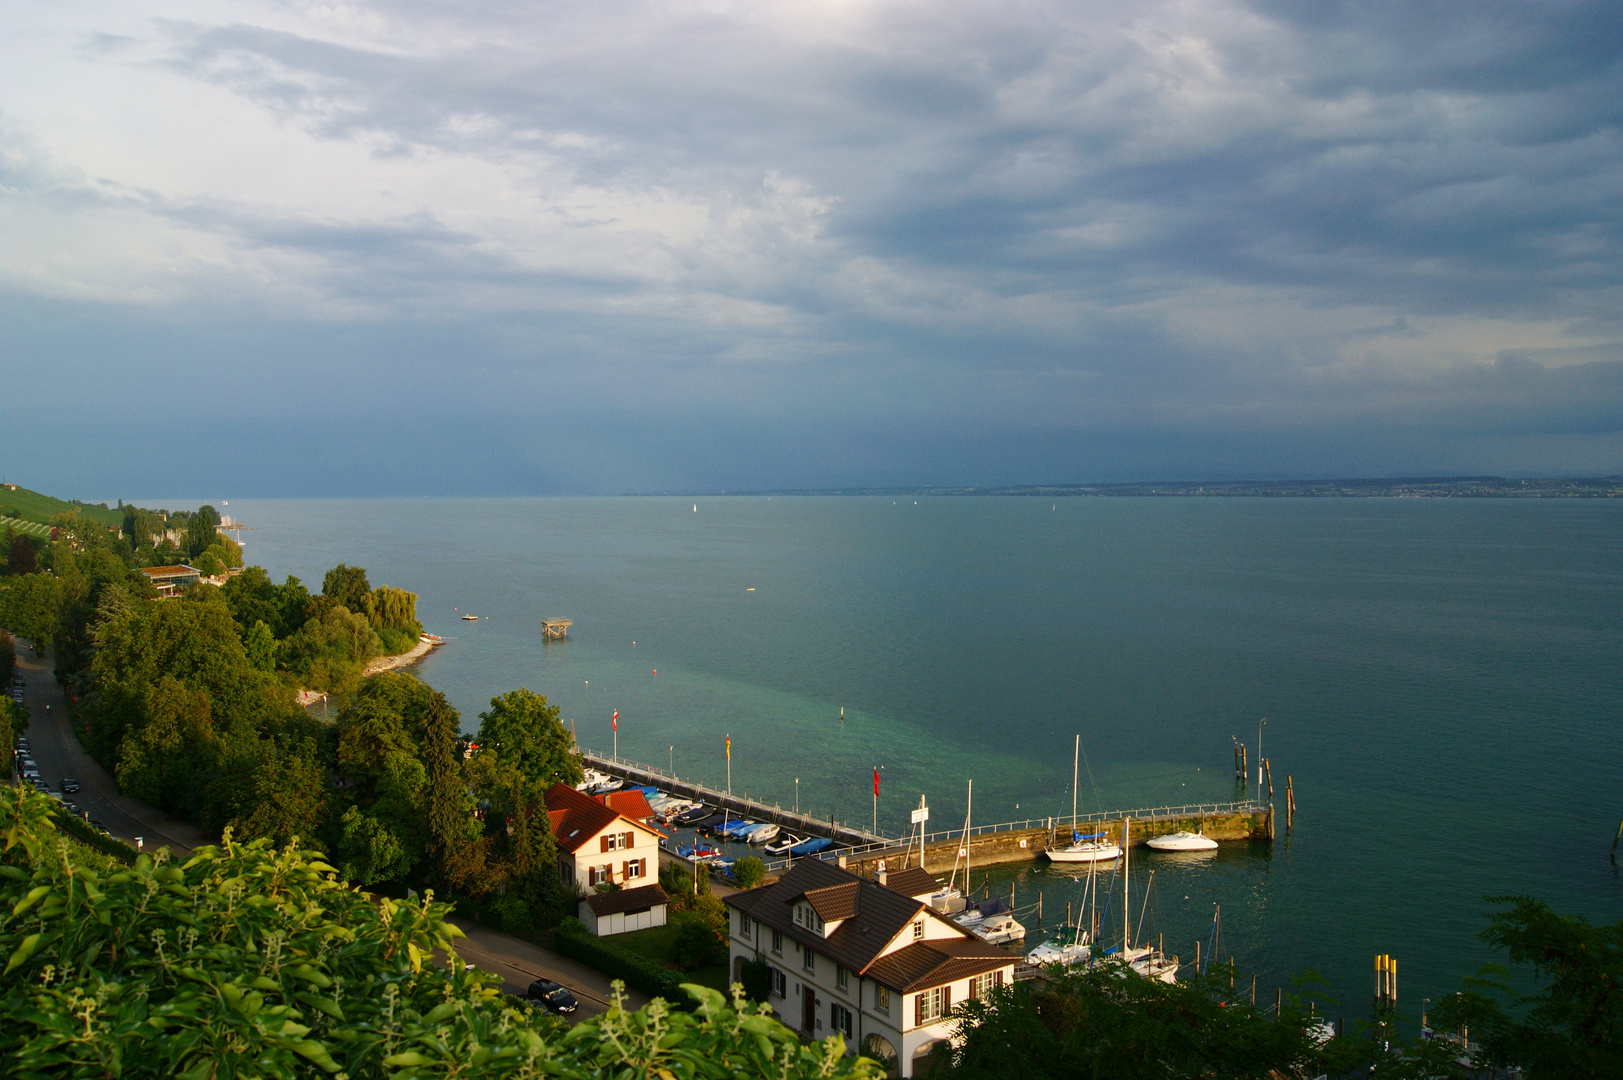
top-left (9, 641), bottom-right (647, 1021)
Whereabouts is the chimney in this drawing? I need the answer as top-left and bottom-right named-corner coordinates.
top-left (876, 859), bottom-right (887, 886)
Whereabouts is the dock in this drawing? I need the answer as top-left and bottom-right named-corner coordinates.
top-left (541, 619), bottom-right (573, 640)
top-left (582, 753), bottom-right (884, 848)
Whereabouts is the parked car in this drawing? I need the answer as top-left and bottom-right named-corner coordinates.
top-left (13, 738), bottom-right (27, 751)
top-left (61, 778), bottom-right (80, 794)
top-left (30, 779), bottom-right (49, 792)
top-left (89, 820), bottom-right (109, 835)
top-left (64, 802), bottom-right (81, 816)
top-left (526, 979), bottom-right (579, 1015)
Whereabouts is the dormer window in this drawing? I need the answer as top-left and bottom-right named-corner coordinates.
top-left (912, 919), bottom-right (924, 940)
top-left (795, 902), bottom-right (824, 934)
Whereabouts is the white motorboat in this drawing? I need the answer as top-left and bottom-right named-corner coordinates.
top-left (1027, 931), bottom-right (1092, 968)
top-left (575, 768), bottom-right (612, 792)
top-left (955, 898), bottom-right (1026, 945)
top-left (1146, 830), bottom-right (1218, 852)
top-left (764, 833), bottom-right (801, 857)
top-left (1046, 735), bottom-right (1123, 864)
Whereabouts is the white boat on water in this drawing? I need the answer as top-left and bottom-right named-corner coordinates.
top-left (955, 898), bottom-right (1026, 945)
top-left (1146, 830), bottom-right (1218, 852)
top-left (740, 822), bottom-right (780, 843)
top-left (764, 833), bottom-right (801, 857)
top-left (576, 768), bottom-right (612, 792)
top-left (1027, 932), bottom-right (1092, 967)
top-left (1047, 736), bottom-right (1123, 864)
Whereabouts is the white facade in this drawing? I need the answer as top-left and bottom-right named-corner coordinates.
top-left (728, 902), bottom-right (1012, 1077)
top-left (579, 899), bottom-right (668, 937)
top-left (559, 822), bottom-right (658, 893)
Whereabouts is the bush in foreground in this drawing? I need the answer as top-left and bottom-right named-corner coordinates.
top-left (0, 787), bottom-right (879, 1079)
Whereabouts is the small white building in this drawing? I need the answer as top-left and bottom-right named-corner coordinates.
top-left (724, 860), bottom-right (1015, 1077)
top-left (543, 782), bottom-right (665, 891)
top-left (578, 882), bottom-right (670, 937)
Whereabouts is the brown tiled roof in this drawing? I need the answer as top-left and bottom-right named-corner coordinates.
top-left (882, 867), bottom-right (940, 899)
top-left (726, 858), bottom-right (1002, 988)
top-left (584, 883), bottom-right (670, 917)
top-left (803, 883), bottom-right (861, 922)
top-left (602, 789), bottom-right (655, 821)
top-left (865, 938), bottom-right (1014, 993)
top-left (140, 565), bottom-right (199, 579)
top-left (544, 782), bottom-right (635, 854)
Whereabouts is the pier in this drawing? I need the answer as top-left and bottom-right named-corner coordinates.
top-left (541, 619), bottom-right (573, 640)
top-left (582, 753), bottom-right (885, 848)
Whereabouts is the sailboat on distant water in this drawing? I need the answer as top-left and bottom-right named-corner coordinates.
top-left (1046, 735), bottom-right (1123, 864)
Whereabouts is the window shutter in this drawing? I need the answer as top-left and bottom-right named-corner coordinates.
top-left (995, 969), bottom-right (1004, 987)
top-left (968, 977), bottom-right (978, 1000)
top-left (621, 861), bottom-right (628, 878)
top-left (625, 831), bottom-right (634, 848)
top-left (600, 835), bottom-right (610, 853)
top-left (942, 985), bottom-right (952, 1011)
top-left (914, 993), bottom-right (923, 1027)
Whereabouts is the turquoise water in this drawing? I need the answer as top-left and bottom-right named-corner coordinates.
top-left (232, 495), bottom-right (1623, 1019)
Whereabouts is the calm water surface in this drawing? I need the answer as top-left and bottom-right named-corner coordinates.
top-left (228, 495), bottom-right (1623, 1020)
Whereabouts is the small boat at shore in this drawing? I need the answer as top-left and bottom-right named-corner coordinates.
top-left (1146, 830), bottom-right (1218, 852)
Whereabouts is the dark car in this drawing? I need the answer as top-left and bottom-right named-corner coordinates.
top-left (89, 820), bottom-right (109, 835)
top-left (30, 778), bottom-right (49, 792)
top-left (61, 778), bottom-right (80, 794)
top-left (526, 979), bottom-right (579, 1015)
top-left (64, 802), bottom-right (81, 816)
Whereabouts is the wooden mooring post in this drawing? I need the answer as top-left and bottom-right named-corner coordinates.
top-left (1286, 776), bottom-right (1296, 829)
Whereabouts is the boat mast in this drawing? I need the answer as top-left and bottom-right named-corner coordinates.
top-left (1122, 817), bottom-right (1131, 955)
top-left (1071, 734), bottom-right (1079, 838)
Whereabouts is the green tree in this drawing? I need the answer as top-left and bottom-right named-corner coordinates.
top-left (370, 584), bottom-right (422, 633)
top-left (732, 856), bottom-right (765, 889)
top-left (226, 740), bottom-right (330, 848)
top-left (323, 563), bottom-right (374, 616)
top-left (222, 565), bottom-right (282, 636)
top-left (244, 619), bottom-right (277, 671)
top-left (6, 533), bottom-right (36, 575)
top-left (114, 676), bottom-right (217, 813)
top-left (0, 572), bottom-right (62, 652)
top-left (1430, 896), bottom-right (1623, 1080)
top-left (475, 688), bottom-right (584, 790)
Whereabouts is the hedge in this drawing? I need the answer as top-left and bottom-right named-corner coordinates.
top-left (553, 918), bottom-right (693, 1007)
top-left (49, 810), bottom-right (139, 864)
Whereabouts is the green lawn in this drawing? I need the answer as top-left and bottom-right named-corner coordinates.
top-left (608, 924), bottom-right (729, 994)
top-left (0, 485), bottom-right (123, 528)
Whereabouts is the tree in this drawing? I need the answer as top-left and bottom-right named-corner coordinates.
top-left (475, 688), bottom-right (584, 790)
top-left (114, 676), bottom-right (217, 813)
top-left (323, 563), bottom-right (373, 615)
top-left (1429, 896), bottom-right (1623, 1080)
top-left (244, 619), bottom-right (277, 671)
top-left (732, 856), bottom-right (766, 889)
top-left (6, 533), bottom-right (35, 575)
top-left (0, 572), bottom-right (61, 652)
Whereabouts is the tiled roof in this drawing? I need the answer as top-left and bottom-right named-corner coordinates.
top-left (584, 883), bottom-right (670, 917)
top-left (140, 565), bottom-right (199, 579)
top-left (882, 867), bottom-right (940, 899)
top-left (865, 938), bottom-right (1014, 993)
top-left (727, 858), bottom-right (1004, 988)
top-left (544, 782), bottom-right (634, 854)
top-left (803, 882), bottom-right (861, 922)
top-left (602, 789), bottom-right (655, 820)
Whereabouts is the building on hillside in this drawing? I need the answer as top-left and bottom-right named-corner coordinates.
top-left (543, 782), bottom-right (666, 891)
top-left (578, 882), bottom-right (670, 937)
top-left (139, 565), bottom-right (201, 599)
top-left (724, 859), bottom-right (1015, 1077)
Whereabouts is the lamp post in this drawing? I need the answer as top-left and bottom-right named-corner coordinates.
top-left (1257, 717), bottom-right (1266, 789)
top-left (795, 778), bottom-right (800, 814)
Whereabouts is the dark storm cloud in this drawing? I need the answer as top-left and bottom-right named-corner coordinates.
top-left (2, 0), bottom-right (1621, 494)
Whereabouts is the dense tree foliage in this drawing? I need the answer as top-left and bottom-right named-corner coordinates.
top-left (1429, 896), bottom-right (1623, 1080)
top-left (0, 787), bottom-right (879, 1080)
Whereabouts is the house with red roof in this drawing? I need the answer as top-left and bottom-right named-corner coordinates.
top-left (543, 782), bottom-right (665, 891)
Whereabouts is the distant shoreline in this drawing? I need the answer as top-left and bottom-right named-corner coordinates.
top-left (636, 476), bottom-right (1623, 499)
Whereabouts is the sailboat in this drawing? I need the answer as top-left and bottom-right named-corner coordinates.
top-left (927, 783), bottom-right (971, 915)
top-left (1117, 820), bottom-right (1179, 983)
top-left (1026, 856), bottom-right (1101, 967)
top-left (1046, 735), bottom-right (1123, 864)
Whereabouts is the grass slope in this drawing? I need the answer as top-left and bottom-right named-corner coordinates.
top-left (0, 484), bottom-right (122, 527)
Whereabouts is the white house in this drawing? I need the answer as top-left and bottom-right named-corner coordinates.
top-left (544, 782), bottom-right (665, 892)
top-left (579, 882), bottom-right (670, 937)
top-left (724, 859), bottom-right (1015, 1077)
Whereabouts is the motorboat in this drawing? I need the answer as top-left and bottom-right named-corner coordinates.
top-left (955, 898), bottom-right (1026, 945)
top-left (715, 818), bottom-right (759, 838)
top-left (576, 768), bottom-right (612, 792)
top-left (1047, 832), bottom-right (1123, 864)
top-left (764, 833), bottom-right (802, 856)
top-left (1027, 928), bottom-right (1093, 968)
top-left (927, 887), bottom-right (967, 915)
top-left (673, 805), bottom-right (714, 827)
top-left (675, 842), bottom-right (721, 861)
top-left (788, 836), bottom-right (834, 857)
top-left (741, 822), bottom-right (780, 843)
top-left (587, 778), bottom-right (624, 795)
top-left (1146, 830), bottom-right (1218, 852)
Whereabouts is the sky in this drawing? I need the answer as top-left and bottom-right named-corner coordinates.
top-left (2, 1), bottom-right (1621, 496)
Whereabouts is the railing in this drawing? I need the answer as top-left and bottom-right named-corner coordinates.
top-left (756, 799), bottom-right (1267, 872)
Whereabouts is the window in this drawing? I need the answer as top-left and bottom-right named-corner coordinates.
top-left (625, 858), bottom-right (646, 879)
top-left (588, 864), bottom-right (613, 886)
top-left (738, 912), bottom-right (753, 938)
top-left (916, 986), bottom-right (949, 1025)
top-left (875, 985), bottom-right (890, 1014)
top-left (770, 967), bottom-right (786, 998)
top-left (794, 904), bottom-right (823, 934)
top-left (831, 1003), bottom-right (853, 1040)
top-left (912, 920), bottom-right (924, 940)
top-left (623, 831), bottom-right (635, 849)
top-left (802, 946), bottom-right (816, 974)
top-left (601, 833), bottom-right (622, 852)
top-left (836, 964), bottom-right (848, 990)
top-left (970, 972), bottom-right (997, 1000)
top-left (771, 930), bottom-right (783, 955)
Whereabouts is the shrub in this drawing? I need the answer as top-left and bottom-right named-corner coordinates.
top-left (670, 911), bottom-right (728, 970)
top-left (733, 856), bottom-right (765, 888)
top-left (553, 917), bottom-right (690, 1004)
top-left (739, 956), bottom-right (774, 1004)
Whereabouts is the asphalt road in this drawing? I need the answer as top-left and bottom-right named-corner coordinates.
top-left (9, 641), bottom-right (647, 1022)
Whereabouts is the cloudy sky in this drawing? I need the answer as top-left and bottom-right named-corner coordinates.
top-left (3, 1), bottom-right (1620, 495)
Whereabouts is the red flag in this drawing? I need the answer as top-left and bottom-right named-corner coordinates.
top-left (611, 710), bottom-right (619, 731)
top-left (874, 767), bottom-right (880, 796)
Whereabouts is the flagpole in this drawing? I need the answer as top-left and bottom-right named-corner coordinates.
top-left (727, 735), bottom-right (732, 794)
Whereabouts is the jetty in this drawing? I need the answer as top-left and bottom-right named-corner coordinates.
top-left (541, 619), bottom-right (573, 640)
top-left (821, 801), bottom-right (1273, 878)
top-left (582, 753), bottom-right (884, 848)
